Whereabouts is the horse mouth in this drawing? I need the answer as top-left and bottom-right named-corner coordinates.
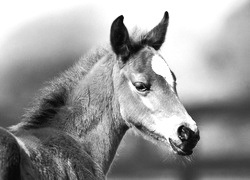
top-left (135, 125), bottom-right (168, 143)
top-left (169, 138), bottom-right (193, 156)
top-left (135, 124), bottom-right (193, 156)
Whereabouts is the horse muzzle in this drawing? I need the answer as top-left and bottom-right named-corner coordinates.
top-left (169, 125), bottom-right (200, 156)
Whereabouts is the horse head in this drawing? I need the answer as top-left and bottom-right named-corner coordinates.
top-left (111, 12), bottom-right (200, 156)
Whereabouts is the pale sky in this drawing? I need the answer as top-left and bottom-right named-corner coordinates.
top-left (0, 0), bottom-right (246, 43)
top-left (0, 0), bottom-right (248, 104)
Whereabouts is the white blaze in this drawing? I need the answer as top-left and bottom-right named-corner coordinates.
top-left (151, 55), bottom-right (174, 85)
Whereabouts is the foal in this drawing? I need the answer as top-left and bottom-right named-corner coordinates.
top-left (0, 11), bottom-right (199, 179)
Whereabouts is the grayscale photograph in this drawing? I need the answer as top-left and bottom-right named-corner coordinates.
top-left (0, 0), bottom-right (249, 179)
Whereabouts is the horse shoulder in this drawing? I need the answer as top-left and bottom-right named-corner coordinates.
top-left (0, 127), bottom-right (21, 180)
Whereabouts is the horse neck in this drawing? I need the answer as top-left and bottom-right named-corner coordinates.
top-left (65, 53), bottom-right (128, 174)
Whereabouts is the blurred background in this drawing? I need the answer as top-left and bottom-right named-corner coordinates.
top-left (0, 0), bottom-right (250, 179)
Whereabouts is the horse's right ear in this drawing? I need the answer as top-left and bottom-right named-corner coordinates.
top-left (110, 15), bottom-right (131, 61)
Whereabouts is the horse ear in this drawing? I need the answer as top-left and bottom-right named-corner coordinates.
top-left (110, 15), bottom-right (131, 61)
top-left (143, 11), bottom-right (169, 50)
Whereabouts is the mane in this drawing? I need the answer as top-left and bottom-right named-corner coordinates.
top-left (16, 46), bottom-right (111, 130)
top-left (130, 27), bottom-right (147, 43)
top-left (13, 29), bottom-right (149, 130)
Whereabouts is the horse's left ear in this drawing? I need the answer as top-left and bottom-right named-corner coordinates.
top-left (143, 11), bottom-right (169, 50)
top-left (110, 15), bottom-right (131, 61)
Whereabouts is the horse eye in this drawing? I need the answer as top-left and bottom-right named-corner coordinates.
top-left (133, 82), bottom-right (149, 92)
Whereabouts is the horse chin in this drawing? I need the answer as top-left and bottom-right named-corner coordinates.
top-left (169, 138), bottom-right (193, 156)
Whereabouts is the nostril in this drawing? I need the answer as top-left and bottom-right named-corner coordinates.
top-left (177, 125), bottom-right (190, 141)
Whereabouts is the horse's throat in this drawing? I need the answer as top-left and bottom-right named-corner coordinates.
top-left (81, 111), bottom-right (127, 174)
